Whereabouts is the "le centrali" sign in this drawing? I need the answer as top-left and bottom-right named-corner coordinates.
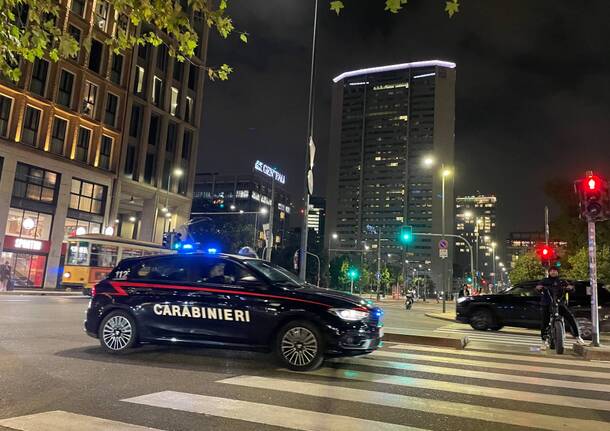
top-left (254, 160), bottom-right (286, 184)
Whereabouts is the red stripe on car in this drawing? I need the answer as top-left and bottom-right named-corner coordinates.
top-left (108, 281), bottom-right (332, 308)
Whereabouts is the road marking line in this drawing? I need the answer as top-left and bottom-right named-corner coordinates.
top-left (434, 329), bottom-right (543, 342)
top-left (388, 343), bottom-right (610, 368)
top-left (220, 375), bottom-right (609, 431)
top-left (371, 350), bottom-right (610, 379)
top-left (122, 391), bottom-right (427, 431)
top-left (301, 367), bottom-right (610, 411)
top-left (0, 299), bottom-right (31, 302)
top-left (330, 357), bottom-right (610, 392)
top-left (0, 411), bottom-right (163, 431)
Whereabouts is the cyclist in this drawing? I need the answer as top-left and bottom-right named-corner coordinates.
top-left (535, 267), bottom-right (585, 349)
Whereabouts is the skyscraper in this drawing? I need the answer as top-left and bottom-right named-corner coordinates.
top-left (455, 195), bottom-right (497, 280)
top-left (325, 60), bottom-right (456, 286)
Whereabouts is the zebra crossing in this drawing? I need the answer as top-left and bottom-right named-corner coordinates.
top-left (1, 342), bottom-right (609, 431)
top-left (434, 322), bottom-right (576, 349)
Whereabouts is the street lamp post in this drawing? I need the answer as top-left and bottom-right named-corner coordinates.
top-left (160, 168), bottom-right (184, 235)
top-left (491, 242), bottom-right (497, 292)
top-left (328, 233), bottom-right (338, 267)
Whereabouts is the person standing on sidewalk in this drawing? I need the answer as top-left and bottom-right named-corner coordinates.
top-left (0, 261), bottom-right (11, 292)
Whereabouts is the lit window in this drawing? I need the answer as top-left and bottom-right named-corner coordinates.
top-left (170, 87), bottom-right (179, 116)
top-left (135, 66), bottom-right (145, 94)
top-left (95, 0), bottom-right (109, 31)
top-left (82, 81), bottom-right (98, 116)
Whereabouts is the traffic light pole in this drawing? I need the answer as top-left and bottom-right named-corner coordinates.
top-left (587, 220), bottom-right (601, 347)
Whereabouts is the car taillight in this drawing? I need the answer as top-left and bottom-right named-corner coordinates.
top-left (91, 285), bottom-right (97, 297)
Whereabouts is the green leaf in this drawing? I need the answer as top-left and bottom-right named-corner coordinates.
top-left (239, 32), bottom-right (248, 43)
top-left (385, 0), bottom-right (408, 14)
top-left (445, 0), bottom-right (460, 18)
top-left (330, 1), bottom-right (344, 15)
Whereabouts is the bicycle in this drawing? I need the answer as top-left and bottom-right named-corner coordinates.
top-left (539, 283), bottom-right (571, 354)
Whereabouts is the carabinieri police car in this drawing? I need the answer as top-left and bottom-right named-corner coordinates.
top-left (84, 252), bottom-right (384, 371)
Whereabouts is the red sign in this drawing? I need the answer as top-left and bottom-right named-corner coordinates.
top-left (3, 235), bottom-right (50, 254)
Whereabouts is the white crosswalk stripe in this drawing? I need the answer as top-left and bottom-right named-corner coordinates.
top-left (2, 343), bottom-right (609, 431)
top-left (123, 390), bottom-right (427, 431)
top-left (220, 375), bottom-right (608, 431)
top-left (0, 410), bottom-right (164, 431)
top-left (388, 343), bottom-right (610, 368)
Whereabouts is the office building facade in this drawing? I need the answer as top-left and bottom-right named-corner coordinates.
top-left (325, 61), bottom-right (456, 286)
top-left (192, 172), bottom-right (292, 248)
top-left (455, 194), bottom-right (497, 278)
top-left (0, 1), bottom-right (208, 288)
top-left (308, 196), bottom-right (326, 248)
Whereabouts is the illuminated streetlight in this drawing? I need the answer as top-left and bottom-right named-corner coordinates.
top-left (260, 207), bottom-right (269, 215)
top-left (332, 233), bottom-right (338, 240)
top-left (230, 204), bottom-right (236, 211)
top-left (173, 168), bottom-right (184, 177)
top-left (422, 156), bottom-right (435, 167)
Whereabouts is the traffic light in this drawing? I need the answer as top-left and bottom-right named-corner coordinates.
top-left (466, 275), bottom-right (473, 284)
top-left (347, 267), bottom-right (360, 281)
top-left (162, 232), bottom-right (169, 249)
top-left (399, 225), bottom-right (413, 245)
top-left (536, 244), bottom-right (556, 267)
top-left (575, 171), bottom-right (610, 221)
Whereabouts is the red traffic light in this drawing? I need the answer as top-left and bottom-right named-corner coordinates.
top-left (536, 244), bottom-right (556, 262)
top-left (588, 176), bottom-right (598, 190)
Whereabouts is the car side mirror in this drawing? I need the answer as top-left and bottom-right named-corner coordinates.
top-left (238, 275), bottom-right (267, 289)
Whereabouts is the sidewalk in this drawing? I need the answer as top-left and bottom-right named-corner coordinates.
top-left (0, 289), bottom-right (82, 296)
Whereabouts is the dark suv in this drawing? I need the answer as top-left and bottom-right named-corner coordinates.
top-left (456, 280), bottom-right (610, 337)
top-left (84, 253), bottom-right (383, 371)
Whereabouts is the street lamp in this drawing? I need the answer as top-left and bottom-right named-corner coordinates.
top-left (491, 241), bottom-right (497, 292)
top-left (162, 168), bottom-right (184, 233)
top-left (328, 233), bottom-right (338, 268)
top-left (422, 155), bottom-right (453, 312)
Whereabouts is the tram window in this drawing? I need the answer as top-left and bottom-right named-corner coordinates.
top-left (67, 241), bottom-right (90, 265)
top-left (90, 243), bottom-right (118, 267)
top-left (122, 248), bottom-right (143, 260)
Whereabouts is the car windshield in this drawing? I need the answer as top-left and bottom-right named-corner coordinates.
top-left (243, 260), bottom-right (305, 288)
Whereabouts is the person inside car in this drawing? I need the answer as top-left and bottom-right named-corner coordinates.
top-left (208, 263), bottom-right (231, 284)
top-left (536, 267), bottom-right (585, 349)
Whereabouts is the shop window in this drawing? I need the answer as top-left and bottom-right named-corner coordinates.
top-left (104, 92), bottom-right (118, 127)
top-left (88, 39), bottom-right (103, 74)
top-left (71, 0), bottom-right (86, 17)
top-left (5, 208), bottom-right (53, 241)
top-left (99, 135), bottom-right (113, 170)
top-left (70, 178), bottom-right (106, 215)
top-left (12, 163), bottom-right (58, 204)
top-left (21, 106), bottom-right (41, 146)
top-left (50, 117), bottom-right (67, 155)
top-left (75, 127), bottom-right (91, 163)
top-left (29, 58), bottom-right (49, 96)
top-left (57, 70), bottom-right (74, 108)
top-left (170, 87), bottom-right (179, 116)
top-left (65, 220), bottom-right (101, 238)
top-left (82, 81), bottom-right (98, 116)
top-left (0, 94), bottom-right (13, 137)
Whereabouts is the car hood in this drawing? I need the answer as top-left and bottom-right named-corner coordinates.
top-left (297, 285), bottom-right (377, 309)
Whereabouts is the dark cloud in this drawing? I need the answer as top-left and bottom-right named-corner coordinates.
top-left (199, 0), bottom-right (610, 245)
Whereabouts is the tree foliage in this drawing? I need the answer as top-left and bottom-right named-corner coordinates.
top-left (565, 246), bottom-right (610, 282)
top-left (0, 0), bottom-right (243, 82)
top-left (2, 0), bottom-right (461, 82)
top-left (187, 217), bottom-right (253, 254)
top-left (510, 252), bottom-right (546, 285)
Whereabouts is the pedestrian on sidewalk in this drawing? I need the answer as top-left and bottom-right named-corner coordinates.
top-left (0, 261), bottom-right (11, 292)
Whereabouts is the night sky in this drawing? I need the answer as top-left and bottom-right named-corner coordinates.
top-left (198, 0), bottom-right (610, 247)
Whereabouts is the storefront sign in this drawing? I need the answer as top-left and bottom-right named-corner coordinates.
top-left (254, 160), bottom-right (286, 184)
top-left (3, 236), bottom-right (50, 254)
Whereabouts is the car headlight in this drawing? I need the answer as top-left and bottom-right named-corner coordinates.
top-left (63, 272), bottom-right (71, 279)
top-left (329, 308), bottom-right (369, 321)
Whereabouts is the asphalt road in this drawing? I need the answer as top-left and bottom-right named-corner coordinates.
top-left (1, 295), bottom-right (609, 431)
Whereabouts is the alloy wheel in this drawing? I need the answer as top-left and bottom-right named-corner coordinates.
top-left (102, 315), bottom-right (133, 351)
top-left (281, 327), bottom-right (318, 367)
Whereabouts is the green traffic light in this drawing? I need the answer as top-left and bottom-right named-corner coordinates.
top-left (347, 267), bottom-right (359, 281)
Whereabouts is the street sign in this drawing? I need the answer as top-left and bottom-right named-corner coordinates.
top-left (439, 249), bottom-right (448, 259)
top-left (438, 239), bottom-right (449, 249)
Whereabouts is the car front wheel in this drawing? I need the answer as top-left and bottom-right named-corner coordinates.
top-left (470, 309), bottom-right (495, 331)
top-left (276, 321), bottom-right (324, 371)
top-left (99, 310), bottom-right (137, 354)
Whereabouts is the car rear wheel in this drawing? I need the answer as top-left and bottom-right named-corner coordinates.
top-left (470, 309), bottom-right (495, 331)
top-left (276, 320), bottom-right (324, 371)
top-left (99, 310), bottom-right (137, 354)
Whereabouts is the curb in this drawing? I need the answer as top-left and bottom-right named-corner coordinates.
top-left (425, 312), bottom-right (456, 322)
top-left (384, 331), bottom-right (468, 350)
top-left (572, 343), bottom-right (610, 360)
